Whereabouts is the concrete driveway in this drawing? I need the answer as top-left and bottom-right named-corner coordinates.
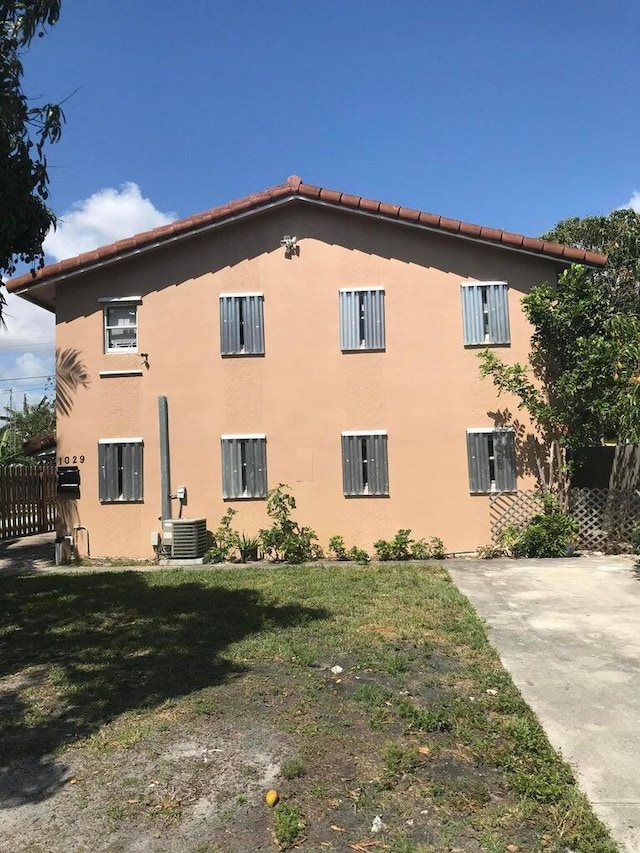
top-left (449, 554), bottom-right (640, 853)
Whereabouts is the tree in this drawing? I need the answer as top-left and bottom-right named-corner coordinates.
top-left (0, 394), bottom-right (55, 464)
top-left (543, 208), bottom-right (640, 314)
top-left (478, 265), bottom-right (640, 505)
top-left (0, 0), bottom-right (64, 298)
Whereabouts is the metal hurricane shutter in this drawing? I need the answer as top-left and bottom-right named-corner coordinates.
top-left (245, 295), bottom-right (265, 354)
top-left (495, 429), bottom-right (516, 491)
top-left (467, 432), bottom-right (491, 493)
top-left (342, 434), bottom-right (362, 494)
top-left (364, 290), bottom-right (385, 350)
top-left (461, 286), bottom-right (485, 345)
top-left (129, 442), bottom-right (143, 500)
top-left (487, 284), bottom-right (510, 344)
top-left (220, 296), bottom-right (240, 354)
top-left (221, 438), bottom-right (242, 498)
top-left (367, 433), bottom-right (389, 494)
top-left (340, 291), bottom-right (359, 350)
top-left (98, 443), bottom-right (117, 501)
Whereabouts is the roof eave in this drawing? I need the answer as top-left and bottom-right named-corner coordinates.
top-left (9, 191), bottom-right (606, 302)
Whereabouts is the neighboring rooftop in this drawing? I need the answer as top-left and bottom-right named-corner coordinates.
top-left (9, 175), bottom-right (608, 311)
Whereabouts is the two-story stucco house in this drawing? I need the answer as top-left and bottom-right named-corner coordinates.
top-left (9, 176), bottom-right (606, 559)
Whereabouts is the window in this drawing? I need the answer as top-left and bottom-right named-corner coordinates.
top-left (99, 297), bottom-right (140, 353)
top-left (466, 429), bottom-right (516, 493)
top-left (342, 431), bottom-right (389, 496)
top-left (461, 282), bottom-right (510, 345)
top-left (220, 293), bottom-right (264, 355)
top-left (98, 439), bottom-right (143, 502)
top-left (221, 435), bottom-right (267, 498)
top-left (340, 288), bottom-right (385, 351)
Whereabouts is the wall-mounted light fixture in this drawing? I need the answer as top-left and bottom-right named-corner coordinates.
top-left (280, 235), bottom-right (299, 258)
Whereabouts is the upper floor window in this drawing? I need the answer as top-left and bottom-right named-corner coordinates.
top-left (461, 282), bottom-right (510, 346)
top-left (466, 428), bottom-right (516, 493)
top-left (99, 297), bottom-right (141, 353)
top-left (340, 288), bottom-right (385, 351)
top-left (220, 294), bottom-right (265, 356)
top-left (341, 431), bottom-right (389, 496)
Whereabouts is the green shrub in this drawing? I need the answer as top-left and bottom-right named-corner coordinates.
top-left (412, 536), bottom-right (446, 560)
top-left (375, 530), bottom-right (445, 561)
top-left (259, 485), bottom-right (319, 564)
top-left (328, 535), bottom-right (348, 560)
top-left (206, 508), bottom-right (240, 563)
top-left (630, 522), bottom-right (640, 554)
top-left (238, 532), bottom-right (260, 562)
top-left (512, 495), bottom-right (578, 558)
top-left (348, 546), bottom-right (370, 565)
top-left (328, 535), bottom-right (369, 564)
top-left (374, 529), bottom-right (413, 561)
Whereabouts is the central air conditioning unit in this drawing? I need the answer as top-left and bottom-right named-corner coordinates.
top-left (162, 518), bottom-right (207, 560)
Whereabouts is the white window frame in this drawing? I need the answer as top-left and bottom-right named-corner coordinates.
top-left (98, 437), bottom-right (144, 502)
top-left (99, 296), bottom-right (141, 354)
top-left (460, 282), bottom-right (510, 346)
top-left (466, 427), bottom-right (516, 494)
top-left (341, 430), bottom-right (389, 496)
top-left (339, 287), bottom-right (385, 351)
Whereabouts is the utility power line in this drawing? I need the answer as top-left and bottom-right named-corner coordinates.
top-left (0, 374), bottom-right (53, 383)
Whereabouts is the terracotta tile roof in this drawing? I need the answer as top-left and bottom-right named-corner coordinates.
top-left (8, 175), bottom-right (607, 295)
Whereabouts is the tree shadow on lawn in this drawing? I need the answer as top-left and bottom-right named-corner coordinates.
top-left (0, 571), bottom-right (329, 807)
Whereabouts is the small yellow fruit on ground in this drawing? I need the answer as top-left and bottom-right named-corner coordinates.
top-left (265, 789), bottom-right (279, 807)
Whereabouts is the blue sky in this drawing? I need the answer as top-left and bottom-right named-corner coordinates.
top-left (2, 0), bottom-right (639, 411)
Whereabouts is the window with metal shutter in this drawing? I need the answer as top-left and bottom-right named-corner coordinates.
top-left (340, 289), bottom-right (385, 351)
top-left (341, 432), bottom-right (389, 496)
top-left (221, 435), bottom-right (267, 498)
top-left (466, 429), bottom-right (516, 493)
top-left (98, 440), bottom-right (143, 502)
top-left (461, 283), bottom-right (510, 345)
top-left (220, 294), bottom-right (265, 355)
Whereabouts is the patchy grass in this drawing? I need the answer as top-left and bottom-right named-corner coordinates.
top-left (0, 564), bottom-right (618, 852)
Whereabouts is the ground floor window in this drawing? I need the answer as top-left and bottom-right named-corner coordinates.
top-left (221, 435), bottom-right (267, 498)
top-left (98, 439), bottom-right (143, 502)
top-left (341, 431), bottom-right (389, 496)
top-left (466, 428), bottom-right (516, 493)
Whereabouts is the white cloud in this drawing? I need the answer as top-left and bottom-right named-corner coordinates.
top-left (44, 182), bottom-right (176, 262)
top-left (625, 192), bottom-right (640, 212)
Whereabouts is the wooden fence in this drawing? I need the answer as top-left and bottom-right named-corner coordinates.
top-left (0, 465), bottom-right (57, 540)
top-left (490, 488), bottom-right (640, 552)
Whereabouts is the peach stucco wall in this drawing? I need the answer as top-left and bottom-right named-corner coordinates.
top-left (54, 203), bottom-right (560, 558)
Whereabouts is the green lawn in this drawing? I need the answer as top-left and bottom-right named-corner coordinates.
top-left (0, 564), bottom-right (618, 852)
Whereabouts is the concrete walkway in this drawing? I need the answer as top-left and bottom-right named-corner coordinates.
top-left (0, 532), bottom-right (56, 575)
top-left (448, 554), bottom-right (640, 853)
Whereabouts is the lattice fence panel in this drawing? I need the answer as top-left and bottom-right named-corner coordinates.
top-left (490, 491), bottom-right (543, 542)
top-left (490, 488), bottom-right (640, 552)
top-left (569, 489), bottom-right (640, 551)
